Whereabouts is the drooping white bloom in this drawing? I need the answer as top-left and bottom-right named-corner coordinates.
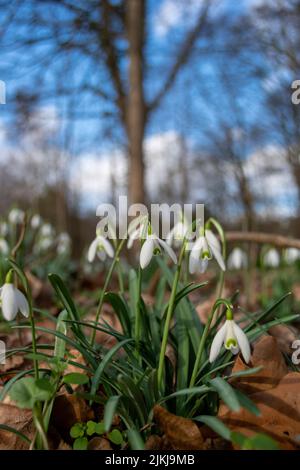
top-left (263, 248), bottom-right (280, 268)
top-left (8, 208), bottom-right (24, 225)
top-left (87, 234), bottom-right (114, 263)
top-left (227, 247), bottom-right (248, 270)
top-left (0, 283), bottom-right (29, 321)
top-left (0, 238), bottom-right (9, 256)
top-left (31, 214), bottom-right (42, 229)
top-left (189, 229), bottom-right (225, 274)
top-left (127, 215), bottom-right (148, 249)
top-left (57, 232), bottom-right (71, 255)
top-left (40, 223), bottom-right (54, 237)
top-left (166, 215), bottom-right (189, 247)
top-left (284, 247), bottom-right (300, 265)
top-left (0, 222), bottom-right (8, 237)
top-left (140, 234), bottom-right (177, 269)
top-left (209, 319), bottom-right (251, 363)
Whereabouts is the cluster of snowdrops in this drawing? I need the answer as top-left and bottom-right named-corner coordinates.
top-left (0, 212), bottom-right (297, 450)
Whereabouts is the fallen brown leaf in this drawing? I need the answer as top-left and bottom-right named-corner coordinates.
top-left (229, 335), bottom-right (288, 395)
top-left (87, 436), bottom-right (112, 450)
top-left (153, 404), bottom-right (203, 450)
top-left (51, 394), bottom-right (94, 443)
top-left (221, 372), bottom-right (300, 450)
top-left (0, 403), bottom-right (33, 449)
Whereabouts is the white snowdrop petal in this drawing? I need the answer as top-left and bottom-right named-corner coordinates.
top-left (205, 230), bottom-right (221, 252)
top-left (166, 226), bottom-right (175, 246)
top-left (189, 246), bottom-right (201, 274)
top-left (87, 238), bottom-right (98, 263)
top-left (127, 228), bottom-right (140, 249)
top-left (99, 236), bottom-right (114, 258)
top-left (0, 239), bottom-right (9, 255)
top-left (199, 257), bottom-right (209, 273)
top-left (15, 289), bottom-right (29, 318)
top-left (1, 284), bottom-right (18, 321)
top-left (158, 238), bottom-right (177, 264)
top-left (232, 322), bottom-right (251, 364)
top-left (140, 238), bottom-right (154, 269)
top-left (208, 238), bottom-right (226, 271)
top-left (209, 322), bottom-right (227, 363)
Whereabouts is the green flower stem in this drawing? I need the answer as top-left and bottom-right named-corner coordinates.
top-left (134, 264), bottom-right (143, 351)
top-left (189, 298), bottom-right (233, 388)
top-left (90, 238), bottom-right (126, 347)
top-left (117, 259), bottom-right (125, 294)
top-left (27, 288), bottom-right (39, 380)
top-left (157, 241), bottom-right (187, 390)
top-left (32, 404), bottom-right (49, 450)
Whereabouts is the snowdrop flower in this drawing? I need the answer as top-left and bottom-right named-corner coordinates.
top-left (140, 233), bottom-right (177, 269)
top-left (189, 228), bottom-right (225, 274)
top-left (209, 310), bottom-right (250, 363)
top-left (57, 232), bottom-right (71, 255)
top-left (0, 222), bottom-right (8, 237)
top-left (227, 247), bottom-right (248, 270)
top-left (40, 223), bottom-right (54, 238)
top-left (31, 214), bottom-right (42, 229)
top-left (166, 213), bottom-right (189, 247)
top-left (87, 231), bottom-right (114, 263)
top-left (8, 208), bottom-right (24, 225)
top-left (0, 238), bottom-right (9, 256)
top-left (284, 247), bottom-right (300, 265)
top-left (263, 248), bottom-right (280, 268)
top-left (127, 215), bottom-right (148, 249)
top-left (0, 271), bottom-right (29, 321)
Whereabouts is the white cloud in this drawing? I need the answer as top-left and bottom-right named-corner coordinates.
top-left (153, 0), bottom-right (216, 37)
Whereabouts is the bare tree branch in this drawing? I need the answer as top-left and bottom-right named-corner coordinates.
top-left (226, 231), bottom-right (300, 249)
top-left (147, 0), bottom-right (211, 114)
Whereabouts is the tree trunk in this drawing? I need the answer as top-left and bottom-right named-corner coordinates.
top-left (126, 0), bottom-right (146, 205)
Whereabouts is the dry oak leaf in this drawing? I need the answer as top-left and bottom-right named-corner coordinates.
top-left (268, 324), bottom-right (298, 355)
top-left (51, 394), bottom-right (94, 443)
top-left (228, 335), bottom-right (288, 395)
top-left (0, 403), bottom-right (34, 450)
top-left (220, 372), bottom-right (300, 450)
top-left (153, 404), bottom-right (203, 450)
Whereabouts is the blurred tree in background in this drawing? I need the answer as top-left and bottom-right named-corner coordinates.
top-left (0, 0), bottom-right (300, 245)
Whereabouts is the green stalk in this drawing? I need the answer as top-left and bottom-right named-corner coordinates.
top-left (157, 241), bottom-right (186, 390)
top-left (32, 405), bottom-right (49, 450)
top-left (134, 264), bottom-right (142, 351)
top-left (117, 259), bottom-right (125, 294)
top-left (189, 298), bottom-right (232, 388)
top-left (90, 238), bottom-right (126, 347)
top-left (27, 287), bottom-right (39, 380)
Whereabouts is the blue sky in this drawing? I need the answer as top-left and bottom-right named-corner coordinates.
top-left (0, 0), bottom-right (297, 216)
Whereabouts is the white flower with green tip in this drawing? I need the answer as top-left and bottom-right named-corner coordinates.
top-left (87, 234), bottom-right (114, 263)
top-left (0, 271), bottom-right (29, 321)
top-left (209, 310), bottom-right (250, 363)
top-left (166, 213), bottom-right (189, 247)
top-left (140, 234), bottom-right (177, 269)
top-left (189, 228), bottom-right (225, 274)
